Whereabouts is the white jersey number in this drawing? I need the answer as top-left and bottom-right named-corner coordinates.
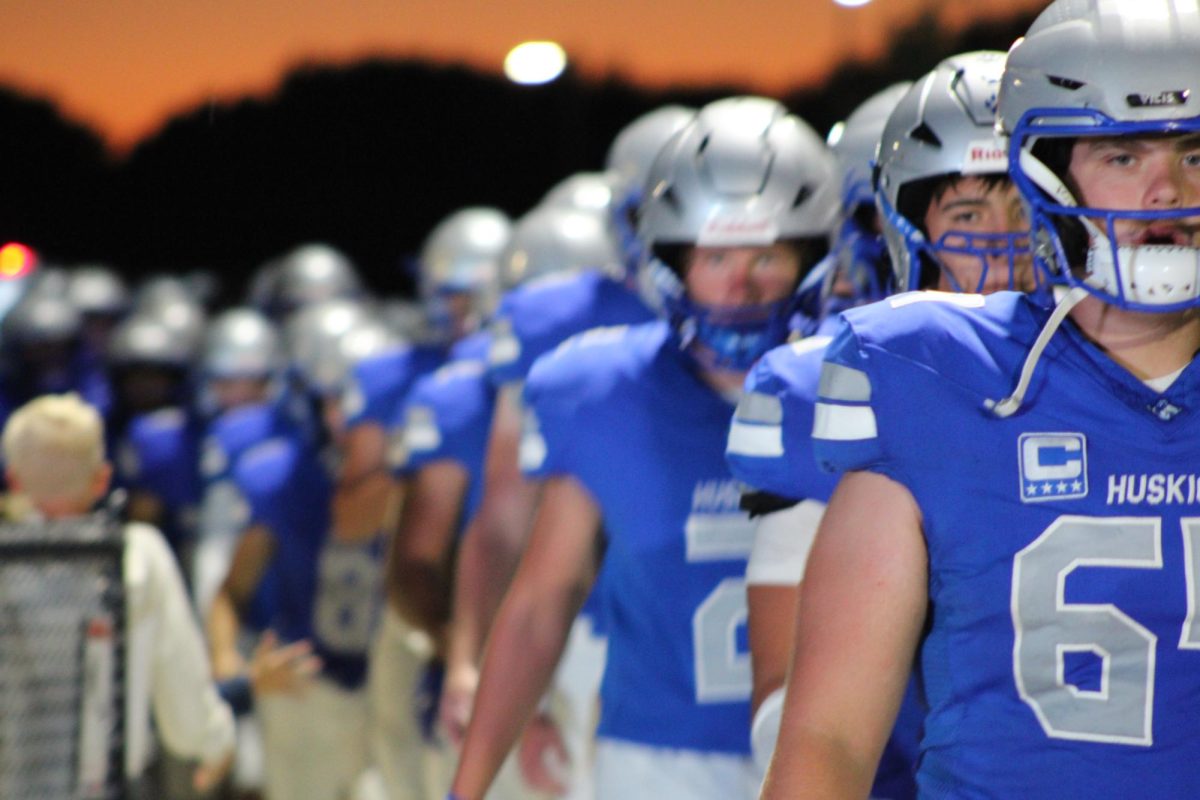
top-left (685, 512), bottom-right (755, 703)
top-left (314, 539), bottom-right (383, 654)
top-left (1012, 515), bottom-right (1200, 746)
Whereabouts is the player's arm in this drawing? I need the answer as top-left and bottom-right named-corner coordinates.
top-left (761, 471), bottom-right (926, 800)
top-left (206, 523), bottom-right (276, 680)
top-left (744, 495), bottom-right (825, 775)
top-left (388, 458), bottom-right (469, 645)
top-left (449, 474), bottom-right (599, 799)
top-left (441, 385), bottom-right (540, 738)
top-left (332, 421), bottom-right (401, 542)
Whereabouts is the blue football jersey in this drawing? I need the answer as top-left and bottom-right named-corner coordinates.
top-left (487, 269), bottom-right (654, 388)
top-left (394, 340), bottom-right (495, 525)
top-left (343, 342), bottom-right (447, 431)
top-left (813, 290), bottom-right (1200, 798)
top-left (117, 408), bottom-right (203, 554)
top-left (200, 402), bottom-right (301, 631)
top-left (523, 321), bottom-right (753, 755)
top-left (235, 434), bottom-right (384, 690)
top-left (726, 336), bottom-right (839, 503)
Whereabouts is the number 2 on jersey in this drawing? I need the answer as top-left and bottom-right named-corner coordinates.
top-left (685, 512), bottom-right (755, 703)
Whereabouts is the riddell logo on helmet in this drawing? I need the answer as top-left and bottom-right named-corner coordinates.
top-left (961, 140), bottom-right (1008, 175)
top-left (697, 216), bottom-right (778, 247)
top-left (1126, 90), bottom-right (1189, 108)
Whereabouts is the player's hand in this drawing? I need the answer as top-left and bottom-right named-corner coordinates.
top-left (248, 630), bottom-right (322, 695)
top-left (438, 662), bottom-right (478, 748)
top-left (191, 748), bottom-right (234, 795)
top-left (517, 711), bottom-right (569, 796)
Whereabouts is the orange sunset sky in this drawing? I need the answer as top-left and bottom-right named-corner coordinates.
top-left (0, 0), bottom-right (1049, 151)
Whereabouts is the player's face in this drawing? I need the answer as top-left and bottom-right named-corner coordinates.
top-left (925, 176), bottom-right (1034, 294)
top-left (117, 366), bottom-right (178, 413)
top-left (210, 376), bottom-right (271, 411)
top-left (437, 290), bottom-right (477, 339)
top-left (683, 244), bottom-right (802, 308)
top-left (1068, 134), bottom-right (1200, 247)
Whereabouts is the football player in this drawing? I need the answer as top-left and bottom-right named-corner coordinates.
top-left (763, 2), bottom-right (1200, 797)
top-left (729, 53), bottom-right (1032, 797)
top-left (449, 97), bottom-right (836, 800)
top-left (393, 203), bottom-right (621, 800)
top-left (819, 83), bottom-right (912, 321)
top-left (438, 107), bottom-right (693, 769)
top-left (347, 209), bottom-right (510, 800)
top-left (207, 301), bottom-right (389, 800)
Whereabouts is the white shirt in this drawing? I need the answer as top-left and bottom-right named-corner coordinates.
top-left (122, 521), bottom-right (236, 776)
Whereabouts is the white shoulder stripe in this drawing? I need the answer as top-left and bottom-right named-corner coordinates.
top-left (789, 335), bottom-right (832, 356)
top-left (734, 392), bottom-right (782, 425)
top-left (726, 420), bottom-right (784, 458)
top-left (488, 333), bottom-right (520, 366)
top-left (812, 402), bottom-right (878, 442)
top-left (890, 290), bottom-right (985, 308)
top-left (817, 362), bottom-right (872, 403)
top-left (403, 422), bottom-right (441, 453)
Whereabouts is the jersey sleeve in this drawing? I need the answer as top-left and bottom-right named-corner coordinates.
top-left (810, 315), bottom-right (891, 475)
top-left (518, 342), bottom-right (592, 481)
top-left (390, 360), bottom-right (494, 476)
top-left (726, 339), bottom-right (840, 503)
top-left (232, 440), bottom-right (295, 535)
top-left (486, 297), bottom-right (530, 388)
top-left (343, 350), bottom-right (410, 430)
top-left (119, 412), bottom-right (180, 492)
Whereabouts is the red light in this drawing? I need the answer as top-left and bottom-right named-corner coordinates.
top-left (0, 243), bottom-right (37, 279)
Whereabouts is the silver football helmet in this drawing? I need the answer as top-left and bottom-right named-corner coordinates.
top-left (606, 105), bottom-right (697, 278)
top-left (2, 293), bottom-right (81, 346)
top-left (139, 297), bottom-right (207, 359)
top-left (283, 299), bottom-right (376, 395)
top-left (606, 105), bottom-right (696, 197)
top-left (998, 0), bottom-right (1200, 310)
top-left (418, 207), bottom-right (511, 336)
top-left (68, 265), bottom-right (131, 319)
top-left (637, 96), bottom-right (836, 369)
top-left (273, 243), bottom-right (363, 314)
top-left (539, 173), bottom-right (618, 216)
top-left (499, 205), bottom-right (622, 290)
top-left (108, 313), bottom-right (197, 370)
top-left (202, 308), bottom-right (283, 380)
top-left (824, 83), bottom-right (912, 308)
top-left (133, 275), bottom-right (193, 313)
top-left (297, 316), bottom-right (397, 399)
top-left (876, 51), bottom-right (1030, 293)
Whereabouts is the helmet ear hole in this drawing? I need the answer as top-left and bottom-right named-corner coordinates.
top-left (651, 244), bottom-right (690, 278)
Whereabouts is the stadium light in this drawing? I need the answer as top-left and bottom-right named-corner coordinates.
top-left (504, 41), bottom-right (568, 85)
top-left (0, 242), bottom-right (36, 279)
top-left (834, 0), bottom-right (873, 7)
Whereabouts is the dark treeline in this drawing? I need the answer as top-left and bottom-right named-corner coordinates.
top-left (0, 9), bottom-right (1036, 300)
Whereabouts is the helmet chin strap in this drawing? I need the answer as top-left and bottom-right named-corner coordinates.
top-left (984, 149), bottom-right (1099, 418)
top-left (984, 284), bottom-right (1089, 418)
